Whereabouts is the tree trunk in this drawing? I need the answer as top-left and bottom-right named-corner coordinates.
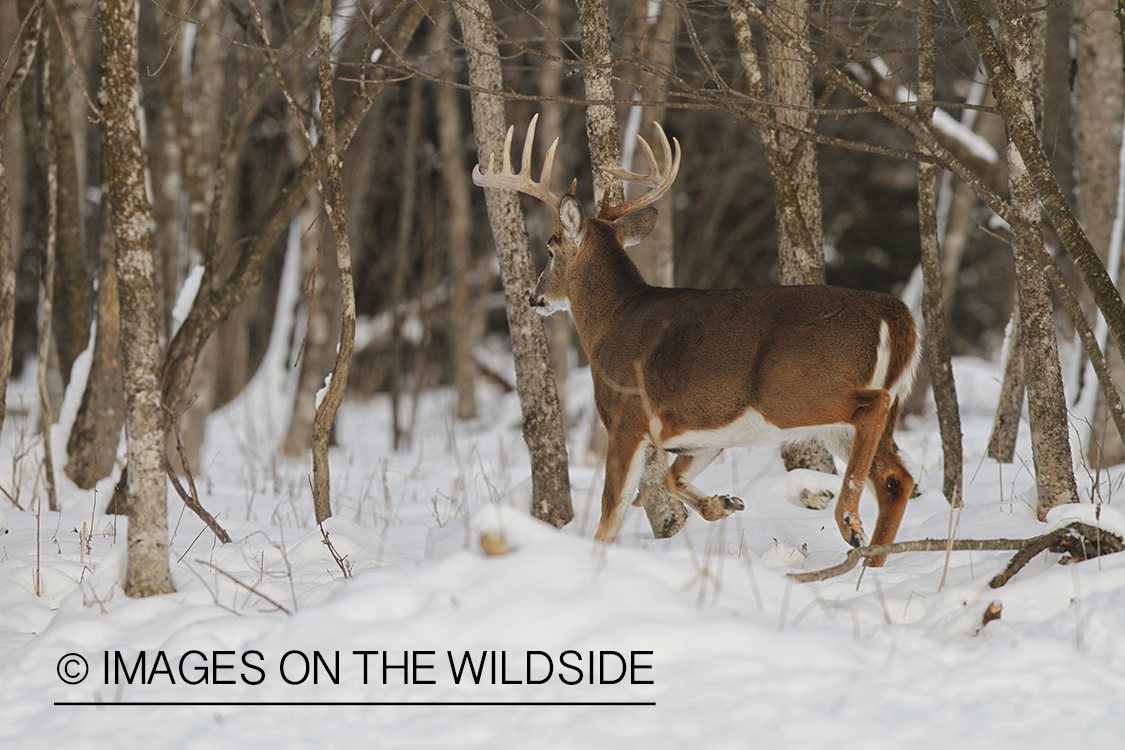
top-left (101, 0), bottom-right (175, 597)
top-left (577, 0), bottom-right (623, 209)
top-left (0, 3), bottom-right (41, 436)
top-left (766, 0), bottom-right (825, 284)
top-left (988, 311), bottom-right (1024, 463)
top-left (624, 0), bottom-right (679, 288)
top-left (540, 0), bottom-right (571, 425)
top-left (65, 218), bottom-right (125, 488)
top-left (143, 0), bottom-right (184, 342)
top-left (1073, 0), bottom-right (1125, 466)
top-left (997, 0), bottom-right (1079, 516)
top-left (37, 17), bottom-right (60, 512)
top-left (433, 15), bottom-right (479, 422)
top-left (45, 5), bottom-right (91, 385)
top-left (281, 195), bottom-right (335, 458)
top-left (917, 0), bottom-right (963, 507)
top-left (454, 0), bottom-right (573, 528)
top-left (306, 0), bottom-right (358, 525)
top-left (390, 78), bottom-right (425, 450)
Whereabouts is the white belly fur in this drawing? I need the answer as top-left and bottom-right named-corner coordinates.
top-left (658, 408), bottom-right (853, 458)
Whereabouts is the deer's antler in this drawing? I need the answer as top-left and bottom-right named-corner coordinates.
top-left (600, 123), bottom-right (681, 220)
top-left (472, 114), bottom-right (561, 210)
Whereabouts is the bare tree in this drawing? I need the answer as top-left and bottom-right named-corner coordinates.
top-left (987, 310), bottom-right (1023, 463)
top-left (281, 192), bottom-right (331, 458)
top-left (1073, 0), bottom-right (1125, 466)
top-left (101, 0), bottom-right (175, 597)
top-left (539, 0), bottom-right (572, 426)
top-left (455, 0), bottom-right (573, 528)
top-left (65, 217), bottom-right (125, 488)
top-left (916, 0), bottom-right (962, 507)
top-left (44, 1), bottom-right (91, 387)
top-left (36, 20), bottom-right (59, 512)
top-left (159, 0), bottom-right (428, 438)
top-left (994, 0), bottom-right (1079, 515)
top-left (308, 0), bottom-right (358, 525)
top-left (623, 0), bottom-right (679, 288)
top-left (0, 2), bottom-right (41, 438)
top-left (433, 15), bottom-right (479, 422)
top-left (389, 78), bottom-right (425, 449)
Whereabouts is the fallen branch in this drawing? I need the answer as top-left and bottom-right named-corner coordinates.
top-left (789, 522), bottom-right (1123, 585)
top-left (988, 521), bottom-right (1123, 588)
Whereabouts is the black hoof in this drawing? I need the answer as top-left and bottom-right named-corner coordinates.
top-left (719, 494), bottom-right (745, 512)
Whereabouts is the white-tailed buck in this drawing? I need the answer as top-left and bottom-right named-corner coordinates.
top-left (473, 116), bottom-right (921, 565)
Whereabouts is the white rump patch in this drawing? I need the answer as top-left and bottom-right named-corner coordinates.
top-left (869, 320), bottom-right (891, 391)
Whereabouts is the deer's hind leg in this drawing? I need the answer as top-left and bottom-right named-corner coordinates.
top-left (833, 389), bottom-right (892, 549)
top-left (664, 448), bottom-right (745, 521)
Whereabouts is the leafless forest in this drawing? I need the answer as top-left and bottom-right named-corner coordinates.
top-left (2, 0), bottom-right (1125, 594)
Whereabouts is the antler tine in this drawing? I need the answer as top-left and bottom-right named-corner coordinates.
top-left (600, 123), bottom-right (681, 219)
top-left (472, 114), bottom-right (562, 210)
top-left (501, 124), bottom-right (515, 175)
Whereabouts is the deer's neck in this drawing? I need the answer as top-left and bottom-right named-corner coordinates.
top-left (568, 231), bottom-right (650, 351)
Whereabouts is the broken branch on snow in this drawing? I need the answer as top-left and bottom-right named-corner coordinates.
top-left (790, 521), bottom-right (1123, 585)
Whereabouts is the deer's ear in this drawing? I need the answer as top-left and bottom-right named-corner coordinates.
top-left (614, 207), bottom-right (657, 247)
top-left (559, 193), bottom-right (587, 245)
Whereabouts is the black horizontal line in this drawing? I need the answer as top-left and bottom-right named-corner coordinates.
top-left (55, 701), bottom-right (656, 707)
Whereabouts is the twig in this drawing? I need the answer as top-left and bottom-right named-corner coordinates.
top-left (790, 522), bottom-right (1123, 585)
top-left (197, 560), bottom-right (292, 615)
top-left (318, 524), bottom-right (352, 579)
top-left (163, 400), bottom-right (232, 544)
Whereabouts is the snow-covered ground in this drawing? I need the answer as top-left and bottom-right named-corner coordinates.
top-left (2, 355), bottom-right (1125, 749)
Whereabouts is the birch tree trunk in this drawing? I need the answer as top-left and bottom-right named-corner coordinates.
top-left (101, 0), bottom-right (175, 597)
top-left (454, 0), bottom-right (573, 528)
top-left (996, 0), bottom-right (1079, 516)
